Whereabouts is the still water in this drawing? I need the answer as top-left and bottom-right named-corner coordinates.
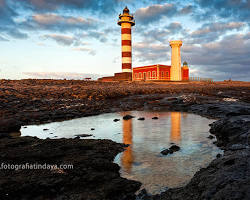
top-left (21, 111), bottom-right (222, 194)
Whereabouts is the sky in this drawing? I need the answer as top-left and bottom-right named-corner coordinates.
top-left (0, 0), bottom-right (250, 81)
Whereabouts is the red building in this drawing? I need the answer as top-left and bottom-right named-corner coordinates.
top-left (133, 64), bottom-right (171, 81)
top-left (133, 62), bottom-right (189, 81)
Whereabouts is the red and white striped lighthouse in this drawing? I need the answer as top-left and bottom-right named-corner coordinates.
top-left (118, 7), bottom-right (135, 73)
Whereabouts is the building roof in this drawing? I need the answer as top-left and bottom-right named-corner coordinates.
top-left (183, 61), bottom-right (188, 65)
top-left (133, 64), bottom-right (171, 70)
top-left (123, 6), bottom-right (129, 14)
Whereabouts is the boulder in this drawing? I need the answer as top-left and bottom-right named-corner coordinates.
top-left (138, 117), bottom-right (145, 120)
top-left (161, 149), bottom-right (173, 155)
top-left (169, 145), bottom-right (180, 152)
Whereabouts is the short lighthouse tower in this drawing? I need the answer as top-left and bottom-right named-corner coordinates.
top-left (170, 40), bottom-right (182, 81)
top-left (118, 7), bottom-right (135, 73)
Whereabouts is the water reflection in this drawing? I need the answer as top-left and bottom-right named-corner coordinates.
top-left (121, 112), bottom-right (183, 176)
top-left (21, 111), bottom-right (222, 194)
top-left (116, 111), bottom-right (222, 194)
top-left (170, 112), bottom-right (181, 143)
top-left (121, 112), bottom-right (134, 173)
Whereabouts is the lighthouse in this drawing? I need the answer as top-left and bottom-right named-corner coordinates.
top-left (170, 40), bottom-right (182, 81)
top-left (98, 8), bottom-right (189, 82)
top-left (118, 7), bottom-right (135, 73)
top-left (182, 61), bottom-right (189, 81)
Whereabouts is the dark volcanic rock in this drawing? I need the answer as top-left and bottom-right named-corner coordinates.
top-left (216, 153), bottom-right (222, 158)
top-left (169, 145), bottom-right (180, 152)
top-left (123, 115), bottom-right (134, 120)
top-left (0, 132), bottom-right (11, 138)
top-left (190, 103), bottom-right (250, 119)
top-left (138, 117), bottom-right (145, 120)
top-left (74, 134), bottom-right (92, 138)
top-left (161, 149), bottom-right (173, 155)
top-left (210, 115), bottom-right (250, 148)
top-left (0, 137), bottom-right (141, 200)
top-left (152, 117), bottom-right (158, 120)
top-left (207, 135), bottom-right (214, 139)
top-left (136, 189), bottom-right (152, 199)
top-left (0, 119), bottom-right (21, 133)
top-left (113, 119), bottom-right (120, 122)
top-left (161, 145), bottom-right (180, 155)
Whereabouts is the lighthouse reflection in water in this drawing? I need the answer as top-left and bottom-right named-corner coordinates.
top-left (119, 112), bottom-right (184, 173)
top-left (114, 111), bottom-right (221, 194)
top-left (21, 111), bottom-right (222, 194)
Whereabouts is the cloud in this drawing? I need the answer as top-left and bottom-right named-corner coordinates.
top-left (0, 35), bottom-right (8, 41)
top-left (133, 42), bottom-right (170, 63)
top-left (179, 5), bottom-right (194, 15)
top-left (7, 29), bottom-right (28, 39)
top-left (195, 0), bottom-right (250, 22)
top-left (42, 34), bottom-right (86, 46)
top-left (0, 0), bottom-right (17, 25)
top-left (16, 0), bottom-right (122, 14)
top-left (136, 22), bottom-right (185, 43)
top-left (135, 3), bottom-right (177, 25)
top-left (182, 33), bottom-right (250, 81)
top-left (0, 0), bottom-right (28, 39)
top-left (0, 1), bottom-right (105, 40)
top-left (23, 72), bottom-right (104, 80)
top-left (81, 31), bottom-right (108, 43)
top-left (192, 22), bottom-right (246, 37)
top-left (139, 29), bottom-right (170, 43)
top-left (166, 22), bottom-right (184, 34)
top-left (183, 33), bottom-right (250, 66)
top-left (21, 13), bottom-right (97, 32)
top-left (72, 47), bottom-right (96, 55)
top-left (134, 3), bottom-right (197, 25)
top-left (189, 21), bottom-right (246, 43)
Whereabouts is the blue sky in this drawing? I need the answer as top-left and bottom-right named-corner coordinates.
top-left (0, 0), bottom-right (250, 81)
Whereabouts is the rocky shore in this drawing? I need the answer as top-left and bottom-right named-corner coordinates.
top-left (0, 137), bottom-right (141, 200)
top-left (0, 80), bottom-right (250, 199)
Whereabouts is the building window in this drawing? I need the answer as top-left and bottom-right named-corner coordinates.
top-left (139, 72), bottom-right (142, 79)
top-left (152, 71), bottom-right (156, 78)
top-left (166, 72), bottom-right (169, 77)
top-left (147, 71), bottom-right (151, 79)
top-left (134, 73), bottom-right (137, 79)
top-left (143, 72), bottom-right (146, 80)
top-left (161, 71), bottom-right (164, 78)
